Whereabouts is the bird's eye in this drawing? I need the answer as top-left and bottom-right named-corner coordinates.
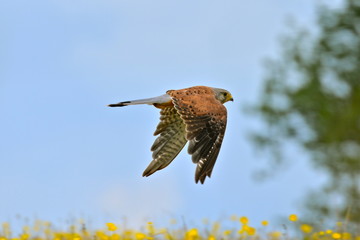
top-left (224, 92), bottom-right (228, 96)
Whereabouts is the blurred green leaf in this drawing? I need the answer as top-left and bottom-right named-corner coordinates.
top-left (250, 0), bottom-right (360, 224)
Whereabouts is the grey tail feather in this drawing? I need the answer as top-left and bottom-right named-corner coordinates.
top-left (108, 94), bottom-right (171, 107)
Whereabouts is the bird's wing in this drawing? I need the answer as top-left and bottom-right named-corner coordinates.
top-left (167, 86), bottom-right (227, 184)
top-left (142, 107), bottom-right (187, 177)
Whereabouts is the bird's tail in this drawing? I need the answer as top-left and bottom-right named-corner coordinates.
top-left (108, 94), bottom-right (172, 107)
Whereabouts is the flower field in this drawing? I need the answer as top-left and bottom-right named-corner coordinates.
top-left (1, 215), bottom-right (359, 240)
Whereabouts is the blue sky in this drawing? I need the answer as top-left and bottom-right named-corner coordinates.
top-left (1, 0), bottom-right (336, 230)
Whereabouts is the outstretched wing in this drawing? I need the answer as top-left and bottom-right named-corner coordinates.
top-left (167, 86), bottom-right (227, 184)
top-left (142, 107), bottom-right (187, 177)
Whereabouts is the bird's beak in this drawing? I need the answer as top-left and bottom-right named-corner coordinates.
top-left (230, 98), bottom-right (234, 102)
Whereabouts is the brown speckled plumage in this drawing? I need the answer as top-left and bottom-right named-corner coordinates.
top-left (108, 86), bottom-right (233, 184)
top-left (167, 86), bottom-right (227, 183)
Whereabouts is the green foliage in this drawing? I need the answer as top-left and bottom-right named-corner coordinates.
top-left (251, 0), bottom-right (360, 223)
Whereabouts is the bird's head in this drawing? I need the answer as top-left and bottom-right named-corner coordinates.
top-left (213, 88), bottom-right (234, 104)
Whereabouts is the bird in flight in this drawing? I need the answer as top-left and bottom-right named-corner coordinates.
top-left (108, 86), bottom-right (233, 184)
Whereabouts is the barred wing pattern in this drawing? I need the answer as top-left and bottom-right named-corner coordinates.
top-left (142, 107), bottom-right (187, 177)
top-left (168, 86), bottom-right (227, 184)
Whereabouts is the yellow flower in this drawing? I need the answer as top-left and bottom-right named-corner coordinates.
top-left (20, 234), bottom-right (29, 240)
top-left (326, 230), bottom-right (333, 234)
top-left (146, 222), bottom-right (155, 235)
top-left (342, 233), bottom-right (352, 240)
top-left (44, 228), bottom-right (52, 236)
top-left (123, 230), bottom-right (133, 239)
top-left (246, 227), bottom-right (256, 236)
top-left (300, 224), bottom-right (313, 233)
top-left (33, 220), bottom-right (42, 232)
top-left (22, 226), bottom-right (30, 234)
top-left (96, 230), bottom-right (107, 240)
top-left (223, 230), bottom-right (232, 236)
top-left (332, 233), bottom-right (341, 239)
top-left (311, 232), bottom-right (320, 240)
top-left (69, 225), bottom-right (76, 233)
top-left (239, 216), bottom-right (248, 225)
top-left (135, 232), bottom-right (153, 240)
top-left (188, 229), bottom-right (198, 236)
top-left (54, 233), bottom-right (63, 239)
top-left (269, 231), bottom-right (282, 239)
top-left (2, 222), bottom-right (11, 236)
top-left (110, 233), bottom-right (120, 240)
top-left (211, 222), bottom-right (220, 235)
top-left (355, 236), bottom-right (360, 240)
top-left (186, 229), bottom-right (199, 240)
top-left (238, 224), bottom-right (249, 234)
top-left (208, 235), bottom-right (216, 240)
top-left (164, 231), bottom-right (173, 240)
top-left (288, 214), bottom-right (298, 222)
top-left (44, 221), bottom-right (51, 228)
top-left (82, 229), bottom-right (90, 237)
top-left (2, 222), bottom-right (10, 229)
top-left (261, 220), bottom-right (269, 226)
top-left (106, 223), bottom-right (117, 231)
top-left (157, 228), bottom-right (167, 235)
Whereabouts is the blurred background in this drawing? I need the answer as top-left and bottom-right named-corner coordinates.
top-left (1, 0), bottom-right (358, 230)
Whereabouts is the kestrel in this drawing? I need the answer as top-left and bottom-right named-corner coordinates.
top-left (108, 86), bottom-right (233, 184)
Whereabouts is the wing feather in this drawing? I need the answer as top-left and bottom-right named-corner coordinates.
top-left (142, 107), bottom-right (187, 177)
top-left (167, 86), bottom-right (227, 184)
